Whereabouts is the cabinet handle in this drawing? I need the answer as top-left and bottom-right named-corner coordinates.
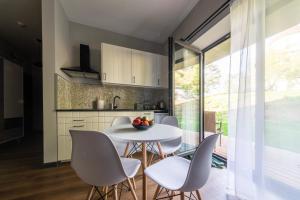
top-left (73, 119), bottom-right (84, 122)
top-left (103, 73), bottom-right (107, 80)
top-left (158, 79), bottom-right (160, 85)
top-left (132, 76), bottom-right (135, 83)
top-left (73, 125), bottom-right (84, 128)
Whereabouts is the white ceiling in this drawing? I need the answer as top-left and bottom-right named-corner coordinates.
top-left (60, 0), bottom-right (199, 44)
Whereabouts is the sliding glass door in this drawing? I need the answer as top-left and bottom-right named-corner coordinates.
top-left (203, 37), bottom-right (230, 158)
top-left (173, 42), bottom-right (201, 150)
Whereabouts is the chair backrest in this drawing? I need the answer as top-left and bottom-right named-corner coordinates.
top-left (204, 111), bottom-right (216, 133)
top-left (180, 134), bottom-right (219, 192)
top-left (70, 130), bottom-right (127, 186)
top-left (111, 116), bottom-right (131, 126)
top-left (161, 116), bottom-right (179, 127)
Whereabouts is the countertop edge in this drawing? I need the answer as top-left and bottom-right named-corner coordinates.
top-left (55, 109), bottom-right (169, 113)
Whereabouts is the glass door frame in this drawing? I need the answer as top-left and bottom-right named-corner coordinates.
top-left (169, 38), bottom-right (204, 147)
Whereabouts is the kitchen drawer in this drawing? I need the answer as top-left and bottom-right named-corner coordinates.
top-left (98, 123), bottom-right (105, 132)
top-left (99, 116), bottom-right (105, 123)
top-left (58, 135), bottom-right (72, 161)
top-left (57, 112), bottom-right (73, 118)
top-left (104, 116), bottom-right (115, 123)
top-left (79, 112), bottom-right (98, 117)
top-left (85, 122), bottom-right (99, 131)
top-left (65, 136), bottom-right (72, 161)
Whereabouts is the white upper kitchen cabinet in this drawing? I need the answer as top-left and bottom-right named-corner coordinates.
top-left (131, 49), bottom-right (145, 86)
top-left (101, 43), bottom-right (132, 84)
top-left (143, 52), bottom-right (157, 87)
top-left (115, 46), bottom-right (132, 85)
top-left (101, 43), bottom-right (116, 83)
top-left (156, 55), bottom-right (168, 88)
top-left (102, 43), bottom-right (168, 88)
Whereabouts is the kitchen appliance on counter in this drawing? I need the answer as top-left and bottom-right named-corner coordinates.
top-left (144, 103), bottom-right (157, 110)
top-left (97, 98), bottom-right (105, 109)
top-left (157, 100), bottom-right (166, 110)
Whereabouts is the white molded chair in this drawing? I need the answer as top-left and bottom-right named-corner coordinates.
top-left (148, 116), bottom-right (182, 164)
top-left (111, 116), bottom-right (132, 156)
top-left (145, 134), bottom-right (219, 200)
top-left (70, 130), bottom-right (140, 200)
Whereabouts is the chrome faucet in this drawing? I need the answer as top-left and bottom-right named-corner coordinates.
top-left (113, 96), bottom-right (121, 110)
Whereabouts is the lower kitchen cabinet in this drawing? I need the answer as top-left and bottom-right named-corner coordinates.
top-left (56, 111), bottom-right (154, 161)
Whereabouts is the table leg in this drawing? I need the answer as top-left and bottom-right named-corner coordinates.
top-left (156, 142), bottom-right (165, 159)
top-left (142, 143), bottom-right (147, 200)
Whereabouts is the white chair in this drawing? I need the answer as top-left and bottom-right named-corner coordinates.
top-left (70, 130), bottom-right (140, 200)
top-left (148, 116), bottom-right (182, 164)
top-left (145, 134), bottom-right (219, 200)
top-left (111, 116), bottom-right (132, 156)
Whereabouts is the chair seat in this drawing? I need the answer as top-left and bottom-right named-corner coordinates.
top-left (121, 157), bottom-right (141, 178)
top-left (145, 156), bottom-right (190, 191)
top-left (148, 140), bottom-right (181, 155)
top-left (153, 141), bottom-right (181, 155)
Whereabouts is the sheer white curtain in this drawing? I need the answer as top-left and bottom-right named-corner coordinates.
top-left (228, 0), bottom-right (300, 199)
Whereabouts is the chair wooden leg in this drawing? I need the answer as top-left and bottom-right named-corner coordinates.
top-left (87, 186), bottom-right (95, 200)
top-left (196, 190), bottom-right (201, 200)
top-left (180, 192), bottom-right (185, 200)
top-left (127, 178), bottom-right (138, 200)
top-left (131, 177), bottom-right (137, 190)
top-left (113, 184), bottom-right (118, 200)
top-left (148, 153), bottom-right (155, 165)
top-left (104, 186), bottom-right (108, 200)
top-left (153, 185), bottom-right (161, 199)
top-left (156, 142), bottom-right (165, 159)
top-left (170, 191), bottom-right (175, 200)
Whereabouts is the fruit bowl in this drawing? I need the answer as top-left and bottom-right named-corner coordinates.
top-left (132, 124), bottom-right (153, 130)
top-left (132, 116), bottom-right (154, 131)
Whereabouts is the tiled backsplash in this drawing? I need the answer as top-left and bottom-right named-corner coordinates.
top-left (56, 75), bottom-right (168, 109)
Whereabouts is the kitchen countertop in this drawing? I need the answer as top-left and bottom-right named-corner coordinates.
top-left (55, 109), bottom-right (168, 113)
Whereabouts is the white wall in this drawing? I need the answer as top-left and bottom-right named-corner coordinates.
top-left (42, 0), bottom-right (72, 163)
top-left (55, 1), bottom-right (73, 76)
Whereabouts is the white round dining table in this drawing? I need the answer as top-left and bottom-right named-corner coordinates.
top-left (104, 123), bottom-right (182, 200)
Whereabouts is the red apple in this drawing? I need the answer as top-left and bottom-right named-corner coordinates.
top-left (133, 118), bottom-right (142, 125)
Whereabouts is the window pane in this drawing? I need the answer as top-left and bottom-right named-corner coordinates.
top-left (204, 38), bottom-right (230, 158)
top-left (174, 43), bottom-right (200, 148)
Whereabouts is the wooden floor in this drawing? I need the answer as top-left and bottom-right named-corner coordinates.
top-left (0, 136), bottom-right (227, 200)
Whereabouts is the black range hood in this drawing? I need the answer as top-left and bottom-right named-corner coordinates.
top-left (61, 44), bottom-right (100, 79)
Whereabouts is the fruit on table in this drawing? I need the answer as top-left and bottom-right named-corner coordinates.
top-left (133, 118), bottom-right (142, 126)
top-left (142, 120), bottom-right (149, 126)
top-left (133, 116), bottom-right (154, 126)
top-left (149, 120), bottom-right (154, 126)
